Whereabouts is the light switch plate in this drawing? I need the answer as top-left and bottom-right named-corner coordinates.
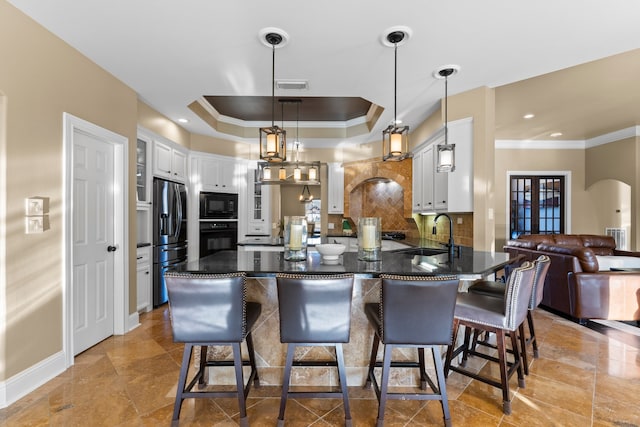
top-left (328, 223), bottom-right (335, 229)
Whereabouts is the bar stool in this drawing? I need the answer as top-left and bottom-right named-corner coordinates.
top-left (275, 273), bottom-right (355, 427)
top-left (466, 255), bottom-right (550, 373)
top-left (164, 271), bottom-right (261, 427)
top-left (364, 274), bottom-right (460, 427)
top-left (444, 261), bottom-right (536, 415)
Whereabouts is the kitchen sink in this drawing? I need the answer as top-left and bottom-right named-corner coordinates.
top-left (391, 247), bottom-right (448, 256)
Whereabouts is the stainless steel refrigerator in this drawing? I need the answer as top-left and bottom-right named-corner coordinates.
top-left (153, 178), bottom-right (188, 306)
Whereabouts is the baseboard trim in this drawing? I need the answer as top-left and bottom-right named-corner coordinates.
top-left (0, 350), bottom-right (66, 408)
top-left (128, 311), bottom-right (140, 332)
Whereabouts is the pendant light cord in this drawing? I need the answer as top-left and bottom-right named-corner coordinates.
top-left (271, 44), bottom-right (275, 127)
top-left (393, 41), bottom-right (398, 127)
top-left (444, 74), bottom-right (448, 143)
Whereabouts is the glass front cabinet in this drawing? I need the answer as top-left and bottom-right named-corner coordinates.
top-left (247, 166), bottom-right (271, 236)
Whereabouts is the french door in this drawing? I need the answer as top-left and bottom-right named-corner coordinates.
top-left (510, 175), bottom-right (565, 239)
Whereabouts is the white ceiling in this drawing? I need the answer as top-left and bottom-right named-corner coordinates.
top-left (8, 0), bottom-right (640, 147)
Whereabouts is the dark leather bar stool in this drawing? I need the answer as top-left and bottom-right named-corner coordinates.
top-left (165, 271), bottom-right (261, 427)
top-left (364, 274), bottom-right (460, 427)
top-left (275, 273), bottom-right (355, 427)
top-left (444, 262), bottom-right (536, 415)
top-left (466, 255), bottom-right (551, 373)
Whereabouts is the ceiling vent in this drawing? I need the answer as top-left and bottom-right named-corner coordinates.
top-left (276, 80), bottom-right (309, 90)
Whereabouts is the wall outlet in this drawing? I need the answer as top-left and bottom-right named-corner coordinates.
top-left (328, 223), bottom-right (335, 229)
top-left (25, 216), bottom-right (50, 234)
top-left (457, 217), bottom-right (463, 224)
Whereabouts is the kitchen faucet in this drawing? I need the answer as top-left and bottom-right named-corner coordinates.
top-left (432, 213), bottom-right (457, 259)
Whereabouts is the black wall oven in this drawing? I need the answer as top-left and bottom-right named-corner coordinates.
top-left (200, 221), bottom-right (238, 257)
top-left (199, 191), bottom-right (238, 219)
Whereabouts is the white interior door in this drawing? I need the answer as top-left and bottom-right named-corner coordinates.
top-left (72, 131), bottom-right (115, 355)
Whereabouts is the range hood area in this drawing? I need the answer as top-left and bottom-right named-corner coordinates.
top-left (343, 158), bottom-right (414, 232)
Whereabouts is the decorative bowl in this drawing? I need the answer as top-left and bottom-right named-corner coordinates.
top-left (315, 243), bottom-right (346, 262)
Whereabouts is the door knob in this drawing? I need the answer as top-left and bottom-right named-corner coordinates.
top-left (107, 245), bottom-right (117, 252)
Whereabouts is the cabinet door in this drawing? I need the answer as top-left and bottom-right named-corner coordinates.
top-left (445, 118), bottom-right (473, 212)
top-left (328, 162), bottom-right (344, 214)
top-left (136, 138), bottom-right (151, 203)
top-left (422, 146), bottom-right (435, 211)
top-left (433, 147), bottom-right (448, 211)
top-left (200, 157), bottom-right (220, 190)
top-left (136, 246), bottom-right (151, 312)
top-left (219, 160), bottom-right (236, 192)
top-left (171, 149), bottom-right (188, 182)
top-left (153, 141), bottom-right (173, 179)
top-left (412, 151), bottom-right (423, 211)
top-left (247, 168), bottom-right (270, 235)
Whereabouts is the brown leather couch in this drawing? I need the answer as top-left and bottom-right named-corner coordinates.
top-left (504, 234), bottom-right (640, 322)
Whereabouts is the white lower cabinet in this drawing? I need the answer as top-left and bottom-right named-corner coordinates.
top-left (136, 246), bottom-right (152, 312)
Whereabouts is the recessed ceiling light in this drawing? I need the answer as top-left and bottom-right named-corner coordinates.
top-left (177, 118), bottom-right (189, 123)
top-left (523, 113), bottom-right (535, 119)
top-left (550, 132), bottom-right (562, 137)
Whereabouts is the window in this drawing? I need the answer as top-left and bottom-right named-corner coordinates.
top-left (510, 175), bottom-right (565, 238)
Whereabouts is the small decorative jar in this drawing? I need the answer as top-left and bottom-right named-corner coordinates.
top-left (357, 217), bottom-right (381, 261)
top-left (284, 216), bottom-right (308, 261)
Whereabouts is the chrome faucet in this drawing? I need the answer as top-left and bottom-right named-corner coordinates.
top-left (432, 213), bottom-right (456, 259)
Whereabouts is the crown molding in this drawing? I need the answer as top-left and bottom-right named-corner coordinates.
top-left (497, 125), bottom-right (640, 150)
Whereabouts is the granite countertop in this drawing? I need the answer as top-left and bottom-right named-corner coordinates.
top-left (181, 247), bottom-right (516, 278)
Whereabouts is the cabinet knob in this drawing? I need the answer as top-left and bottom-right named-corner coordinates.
top-left (145, 271), bottom-right (149, 275)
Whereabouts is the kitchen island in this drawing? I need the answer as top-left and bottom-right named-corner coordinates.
top-left (178, 248), bottom-right (518, 387)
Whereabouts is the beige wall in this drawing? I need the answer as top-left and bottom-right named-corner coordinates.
top-left (585, 137), bottom-right (639, 248)
top-left (493, 148), bottom-right (590, 248)
top-left (0, 1), bottom-right (138, 379)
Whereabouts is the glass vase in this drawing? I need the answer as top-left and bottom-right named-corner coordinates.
top-left (357, 217), bottom-right (381, 261)
top-left (284, 216), bottom-right (308, 261)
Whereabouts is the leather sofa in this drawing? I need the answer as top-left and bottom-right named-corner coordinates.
top-left (503, 234), bottom-right (640, 322)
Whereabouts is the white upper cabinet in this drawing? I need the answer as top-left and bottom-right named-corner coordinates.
top-left (152, 139), bottom-right (188, 183)
top-left (198, 155), bottom-right (238, 193)
top-left (327, 162), bottom-right (344, 214)
top-left (412, 117), bottom-right (473, 213)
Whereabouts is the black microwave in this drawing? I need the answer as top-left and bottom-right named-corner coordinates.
top-left (199, 192), bottom-right (238, 219)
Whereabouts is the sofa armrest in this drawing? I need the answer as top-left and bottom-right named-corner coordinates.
top-left (537, 244), bottom-right (599, 272)
top-left (568, 272), bottom-right (640, 320)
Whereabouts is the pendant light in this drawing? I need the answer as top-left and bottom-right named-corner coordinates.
top-left (299, 185), bottom-right (313, 203)
top-left (434, 65), bottom-right (460, 172)
top-left (259, 31), bottom-right (287, 162)
top-left (382, 30), bottom-right (410, 161)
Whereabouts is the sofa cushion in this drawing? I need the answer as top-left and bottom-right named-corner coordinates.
top-left (581, 235), bottom-right (616, 255)
top-left (553, 235), bottom-right (584, 246)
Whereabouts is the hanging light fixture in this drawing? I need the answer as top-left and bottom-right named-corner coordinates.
top-left (259, 31), bottom-right (287, 162)
top-left (434, 65), bottom-right (460, 172)
top-left (382, 30), bottom-right (410, 161)
top-left (299, 185), bottom-right (313, 203)
top-left (263, 166), bottom-right (272, 180)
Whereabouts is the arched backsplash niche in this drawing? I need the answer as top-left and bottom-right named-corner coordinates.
top-left (343, 158), bottom-right (419, 236)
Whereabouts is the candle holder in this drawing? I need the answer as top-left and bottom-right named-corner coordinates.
top-left (357, 217), bottom-right (381, 261)
top-left (284, 216), bottom-right (308, 261)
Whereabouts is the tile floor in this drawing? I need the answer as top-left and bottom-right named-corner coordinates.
top-left (1, 307), bottom-right (640, 426)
